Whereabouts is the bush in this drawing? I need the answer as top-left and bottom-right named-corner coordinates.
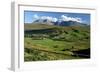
top-left (73, 29), bottom-right (79, 33)
top-left (53, 45), bottom-right (59, 48)
top-left (61, 48), bottom-right (70, 51)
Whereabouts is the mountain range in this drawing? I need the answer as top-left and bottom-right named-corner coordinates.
top-left (32, 18), bottom-right (88, 26)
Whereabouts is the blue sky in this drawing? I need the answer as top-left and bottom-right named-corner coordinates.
top-left (24, 11), bottom-right (90, 24)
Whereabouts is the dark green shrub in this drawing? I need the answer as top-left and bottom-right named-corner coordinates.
top-left (53, 45), bottom-right (58, 48)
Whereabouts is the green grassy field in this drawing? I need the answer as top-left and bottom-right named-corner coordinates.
top-left (24, 24), bottom-right (90, 61)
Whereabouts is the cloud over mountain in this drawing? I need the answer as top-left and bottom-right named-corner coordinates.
top-left (61, 15), bottom-right (82, 23)
top-left (33, 14), bottom-right (83, 23)
top-left (40, 16), bottom-right (58, 22)
top-left (32, 14), bottom-right (88, 26)
top-left (33, 14), bottom-right (58, 22)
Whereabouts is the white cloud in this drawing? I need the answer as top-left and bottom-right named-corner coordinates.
top-left (33, 14), bottom-right (39, 19)
top-left (33, 14), bottom-right (58, 22)
top-left (53, 18), bottom-right (58, 22)
top-left (61, 15), bottom-right (82, 23)
top-left (33, 14), bottom-right (82, 23)
top-left (40, 16), bottom-right (58, 22)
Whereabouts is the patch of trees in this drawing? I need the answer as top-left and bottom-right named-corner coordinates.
top-left (72, 29), bottom-right (79, 33)
top-left (61, 46), bottom-right (74, 51)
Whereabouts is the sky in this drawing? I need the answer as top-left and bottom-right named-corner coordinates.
top-left (24, 11), bottom-right (90, 24)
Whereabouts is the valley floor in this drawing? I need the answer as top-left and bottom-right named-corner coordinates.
top-left (24, 38), bottom-right (90, 61)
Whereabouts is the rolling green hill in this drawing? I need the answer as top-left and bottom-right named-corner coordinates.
top-left (24, 23), bottom-right (58, 30)
top-left (24, 23), bottom-right (90, 61)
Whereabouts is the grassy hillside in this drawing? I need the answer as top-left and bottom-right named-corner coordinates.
top-left (24, 23), bottom-right (90, 61)
top-left (24, 23), bottom-right (58, 30)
